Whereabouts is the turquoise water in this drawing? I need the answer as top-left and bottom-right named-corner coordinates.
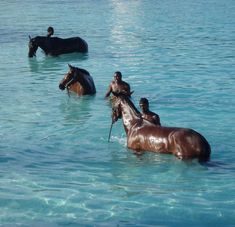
top-left (0, 0), bottom-right (235, 226)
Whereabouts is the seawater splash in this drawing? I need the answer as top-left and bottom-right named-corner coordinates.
top-left (110, 135), bottom-right (127, 147)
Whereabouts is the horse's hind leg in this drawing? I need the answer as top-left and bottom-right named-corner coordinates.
top-left (169, 131), bottom-right (184, 159)
top-left (171, 130), bottom-right (195, 160)
top-left (174, 144), bottom-right (186, 160)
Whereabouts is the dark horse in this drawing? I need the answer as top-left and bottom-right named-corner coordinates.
top-left (111, 93), bottom-right (211, 162)
top-left (59, 64), bottom-right (96, 96)
top-left (28, 35), bottom-right (88, 57)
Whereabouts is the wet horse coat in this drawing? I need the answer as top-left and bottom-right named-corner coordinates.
top-left (59, 65), bottom-right (96, 96)
top-left (111, 94), bottom-right (211, 162)
top-left (28, 36), bottom-right (88, 57)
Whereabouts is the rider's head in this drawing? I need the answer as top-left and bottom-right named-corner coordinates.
top-left (47, 26), bottom-right (54, 37)
top-left (114, 71), bottom-right (122, 82)
top-left (139, 98), bottom-right (149, 112)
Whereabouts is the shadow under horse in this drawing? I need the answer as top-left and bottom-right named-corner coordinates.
top-left (111, 93), bottom-right (211, 162)
top-left (59, 64), bottom-right (96, 96)
top-left (28, 35), bottom-right (88, 57)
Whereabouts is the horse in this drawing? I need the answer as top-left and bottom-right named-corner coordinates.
top-left (59, 64), bottom-right (96, 96)
top-left (28, 35), bottom-right (88, 57)
top-left (111, 93), bottom-right (211, 162)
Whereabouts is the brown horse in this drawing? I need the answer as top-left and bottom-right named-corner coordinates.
top-left (59, 64), bottom-right (96, 96)
top-left (111, 93), bottom-right (211, 162)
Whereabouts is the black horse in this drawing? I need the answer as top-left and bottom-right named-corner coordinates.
top-left (28, 35), bottom-right (88, 57)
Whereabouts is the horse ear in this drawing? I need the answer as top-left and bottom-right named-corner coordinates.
top-left (68, 63), bottom-right (73, 69)
top-left (29, 35), bottom-right (32, 40)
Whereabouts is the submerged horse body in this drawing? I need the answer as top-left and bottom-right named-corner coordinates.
top-left (28, 36), bottom-right (88, 57)
top-left (111, 94), bottom-right (211, 162)
top-left (59, 64), bottom-right (96, 96)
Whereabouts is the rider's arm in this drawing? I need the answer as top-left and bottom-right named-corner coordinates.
top-left (105, 84), bottom-right (112, 98)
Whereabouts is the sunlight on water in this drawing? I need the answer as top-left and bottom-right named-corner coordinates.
top-left (0, 0), bottom-right (235, 226)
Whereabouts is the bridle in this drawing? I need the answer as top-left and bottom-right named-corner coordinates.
top-left (59, 69), bottom-right (80, 96)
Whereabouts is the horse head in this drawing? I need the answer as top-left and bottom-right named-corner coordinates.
top-left (59, 64), bottom-right (78, 90)
top-left (111, 92), bottom-right (141, 124)
top-left (111, 94), bottom-right (123, 123)
top-left (28, 36), bottom-right (38, 57)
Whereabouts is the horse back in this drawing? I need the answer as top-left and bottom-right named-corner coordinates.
top-left (129, 125), bottom-right (211, 161)
top-left (48, 36), bottom-right (88, 53)
top-left (162, 126), bottom-right (211, 161)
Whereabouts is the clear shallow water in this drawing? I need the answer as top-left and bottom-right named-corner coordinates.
top-left (0, 0), bottom-right (235, 226)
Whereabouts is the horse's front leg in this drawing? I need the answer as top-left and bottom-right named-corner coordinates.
top-left (127, 131), bottom-right (142, 151)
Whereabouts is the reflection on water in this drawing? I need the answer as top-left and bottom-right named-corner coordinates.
top-left (28, 52), bottom-right (89, 73)
top-left (59, 95), bottom-right (94, 126)
top-left (1, 0), bottom-right (235, 226)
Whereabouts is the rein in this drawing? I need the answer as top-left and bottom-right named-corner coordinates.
top-left (66, 87), bottom-right (70, 97)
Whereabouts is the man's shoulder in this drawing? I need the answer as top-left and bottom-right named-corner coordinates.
top-left (148, 111), bottom-right (158, 117)
top-left (110, 81), bottom-right (115, 86)
top-left (122, 81), bottom-right (130, 86)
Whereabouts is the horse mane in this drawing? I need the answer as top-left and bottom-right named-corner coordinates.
top-left (75, 67), bottom-right (90, 75)
top-left (116, 93), bottom-right (141, 118)
top-left (70, 67), bottom-right (94, 94)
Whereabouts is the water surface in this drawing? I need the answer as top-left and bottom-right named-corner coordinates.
top-left (0, 0), bottom-right (235, 226)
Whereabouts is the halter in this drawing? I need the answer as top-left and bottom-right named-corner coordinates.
top-left (112, 94), bottom-right (141, 119)
top-left (59, 67), bottom-right (82, 97)
top-left (110, 94), bottom-right (142, 135)
top-left (112, 93), bottom-right (142, 126)
top-left (65, 73), bottom-right (79, 97)
top-left (59, 65), bottom-right (96, 97)
top-left (64, 70), bottom-right (79, 87)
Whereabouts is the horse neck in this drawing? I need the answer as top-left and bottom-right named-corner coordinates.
top-left (35, 36), bottom-right (48, 52)
top-left (120, 98), bottom-right (141, 134)
top-left (74, 68), bottom-right (92, 90)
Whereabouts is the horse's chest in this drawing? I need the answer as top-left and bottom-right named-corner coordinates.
top-left (69, 82), bottom-right (84, 95)
top-left (127, 129), bottom-right (144, 150)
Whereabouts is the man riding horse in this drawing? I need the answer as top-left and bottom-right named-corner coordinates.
top-left (28, 28), bottom-right (88, 57)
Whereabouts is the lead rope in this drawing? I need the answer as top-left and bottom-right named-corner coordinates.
top-left (66, 87), bottom-right (70, 97)
top-left (108, 121), bottom-right (114, 142)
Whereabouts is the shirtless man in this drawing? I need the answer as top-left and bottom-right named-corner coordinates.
top-left (105, 71), bottom-right (133, 98)
top-left (47, 26), bottom-right (54, 38)
top-left (139, 98), bottom-right (161, 126)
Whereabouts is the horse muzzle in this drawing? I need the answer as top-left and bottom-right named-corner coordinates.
top-left (59, 83), bottom-right (66, 90)
top-left (28, 52), bottom-right (36, 58)
top-left (112, 112), bottom-right (120, 123)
